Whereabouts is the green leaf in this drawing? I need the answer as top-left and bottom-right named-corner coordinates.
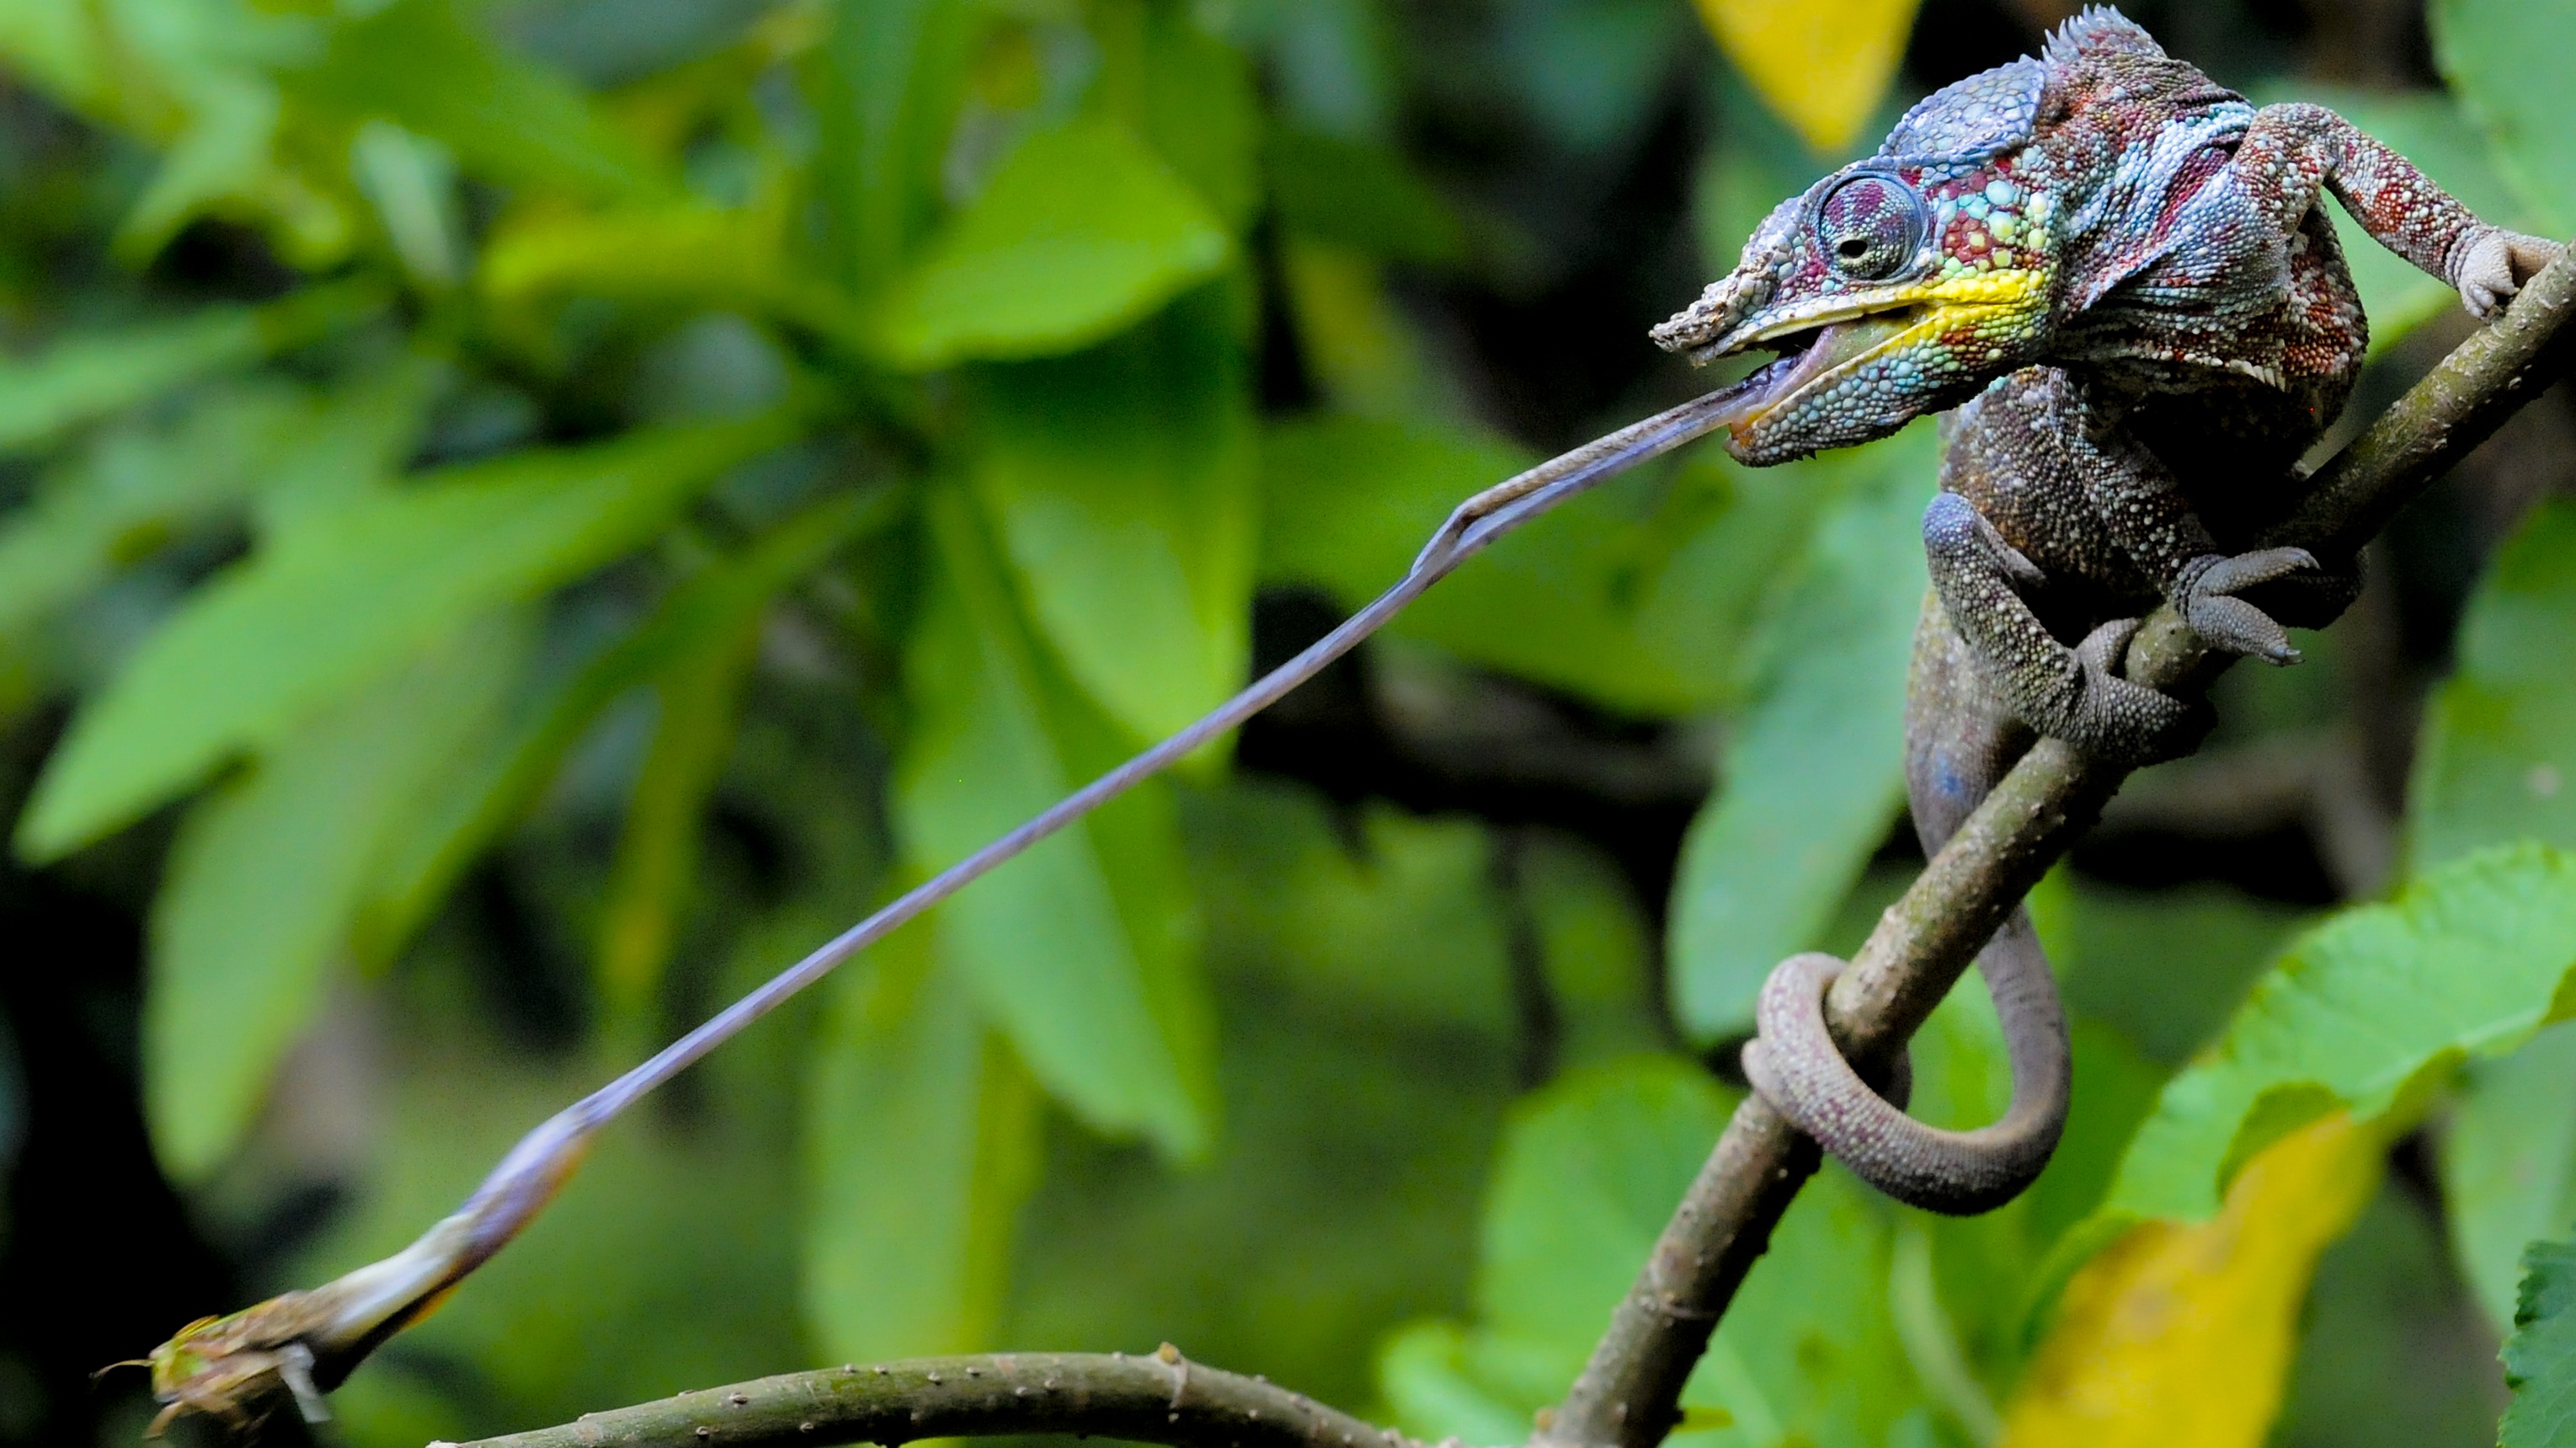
top-left (0, 381), bottom-right (303, 638)
top-left (349, 488), bottom-right (893, 971)
top-left (1219, 0), bottom-right (1393, 141)
top-left (146, 612), bottom-right (530, 1179)
top-left (1186, 780), bottom-right (1517, 1037)
top-left (0, 281), bottom-right (378, 456)
top-left (895, 486), bottom-right (1217, 1157)
top-left (1472, 1059), bottom-right (1734, 1348)
top-left (594, 495), bottom-right (880, 1026)
top-left (2433, 0), bottom-right (2576, 234)
top-left (1517, 832), bottom-right (1663, 1069)
top-left (594, 609), bottom-right (760, 1027)
top-left (2442, 1022), bottom-right (2576, 1331)
top-left (1667, 423), bottom-right (1937, 1042)
top-left (1010, 785), bottom-right (1519, 1410)
top-left (1267, 128), bottom-right (1469, 266)
top-left (970, 288), bottom-right (1256, 745)
top-left (18, 414), bottom-right (796, 860)
top-left (285, 0), bottom-right (661, 201)
top-left (0, 0), bottom-right (351, 262)
top-left (1140, 8), bottom-right (1261, 232)
top-left (2055, 879), bottom-right (2312, 1067)
top-left (1375, 1324), bottom-right (1538, 1448)
top-left (2100, 843), bottom-right (2576, 1228)
top-left (2411, 499), bottom-right (2576, 869)
top-left (2505, 1240), bottom-right (2576, 1448)
top-left (477, 200), bottom-right (834, 323)
top-left (248, 351), bottom-right (448, 540)
top-left (812, 0), bottom-right (980, 295)
top-left (871, 119), bottom-right (1232, 370)
top-left (1492, 0), bottom-right (1688, 158)
top-left (1261, 418), bottom-right (1822, 716)
top-left (351, 119), bottom-right (465, 288)
top-left (803, 925), bottom-right (1040, 1362)
top-left (1379, 1057), bottom-right (1921, 1448)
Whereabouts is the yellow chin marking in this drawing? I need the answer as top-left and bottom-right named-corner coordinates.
top-left (1722, 267), bottom-right (2048, 438)
top-left (1733, 264), bottom-right (2047, 350)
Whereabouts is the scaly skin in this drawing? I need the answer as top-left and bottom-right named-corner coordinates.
top-left (1667, 7), bottom-right (2561, 1214)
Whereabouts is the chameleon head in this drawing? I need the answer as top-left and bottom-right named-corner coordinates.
top-left (1654, 57), bottom-right (2067, 464)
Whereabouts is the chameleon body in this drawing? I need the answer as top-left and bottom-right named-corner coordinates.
top-left (1657, 8), bottom-right (2557, 1214)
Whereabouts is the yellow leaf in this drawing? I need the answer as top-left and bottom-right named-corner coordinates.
top-left (1997, 1114), bottom-right (2381, 1448)
top-left (1693, 0), bottom-right (1923, 155)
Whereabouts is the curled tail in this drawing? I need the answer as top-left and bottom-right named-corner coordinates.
top-left (1736, 585), bottom-right (2074, 1215)
top-left (1740, 909), bottom-right (2070, 1215)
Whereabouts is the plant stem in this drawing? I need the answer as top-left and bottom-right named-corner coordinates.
top-left (443, 1349), bottom-right (1424, 1448)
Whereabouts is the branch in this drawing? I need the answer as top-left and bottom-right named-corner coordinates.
top-left (1535, 243), bottom-right (2576, 1448)
top-left (443, 1349), bottom-right (1427, 1448)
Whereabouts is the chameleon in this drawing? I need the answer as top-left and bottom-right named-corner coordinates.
top-left (128, 4), bottom-right (2563, 1432)
top-left (1655, 6), bottom-right (2561, 1213)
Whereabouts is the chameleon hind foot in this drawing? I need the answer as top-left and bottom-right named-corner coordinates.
top-left (1741, 912), bottom-right (2070, 1216)
top-left (2174, 546), bottom-right (2321, 665)
top-left (2029, 614), bottom-right (2211, 767)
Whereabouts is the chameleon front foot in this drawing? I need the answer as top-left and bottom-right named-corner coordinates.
top-left (1741, 912), bottom-right (2070, 1216)
top-left (2454, 227), bottom-right (2566, 320)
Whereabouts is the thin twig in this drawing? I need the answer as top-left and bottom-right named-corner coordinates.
top-left (1535, 242), bottom-right (2576, 1448)
top-left (443, 1349), bottom-right (1424, 1448)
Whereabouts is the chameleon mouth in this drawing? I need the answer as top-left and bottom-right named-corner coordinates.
top-left (1703, 308), bottom-right (1927, 436)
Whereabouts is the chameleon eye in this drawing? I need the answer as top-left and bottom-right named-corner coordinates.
top-left (1816, 173), bottom-right (1925, 281)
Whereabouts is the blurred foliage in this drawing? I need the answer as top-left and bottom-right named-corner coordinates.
top-left (2501, 1239), bottom-right (2576, 1448)
top-left (1, 0), bottom-right (2574, 1446)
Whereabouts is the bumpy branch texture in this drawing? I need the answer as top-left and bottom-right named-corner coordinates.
top-left (451, 248), bottom-right (2576, 1448)
top-left (1537, 242), bottom-right (2576, 1448)
top-left (447, 1349), bottom-right (1425, 1448)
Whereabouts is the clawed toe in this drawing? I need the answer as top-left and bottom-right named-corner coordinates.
top-left (2073, 615), bottom-right (2141, 674)
top-left (2190, 595), bottom-right (2300, 663)
top-left (2033, 617), bottom-right (2206, 765)
top-left (2178, 549), bottom-right (2315, 665)
top-left (2194, 546), bottom-right (2317, 595)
